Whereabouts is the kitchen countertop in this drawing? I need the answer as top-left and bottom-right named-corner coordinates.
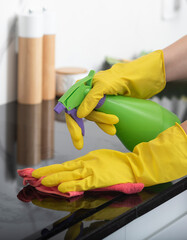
top-left (0, 81), bottom-right (187, 240)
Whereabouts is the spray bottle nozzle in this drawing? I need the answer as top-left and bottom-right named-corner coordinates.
top-left (54, 70), bottom-right (96, 136)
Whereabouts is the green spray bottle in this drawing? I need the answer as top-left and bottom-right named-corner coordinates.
top-left (54, 70), bottom-right (180, 151)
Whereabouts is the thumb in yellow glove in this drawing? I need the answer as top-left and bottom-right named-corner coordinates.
top-left (77, 50), bottom-right (166, 118)
top-left (32, 122), bottom-right (187, 193)
top-left (65, 111), bottom-right (119, 150)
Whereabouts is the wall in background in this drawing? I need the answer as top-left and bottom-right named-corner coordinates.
top-left (0, 0), bottom-right (20, 105)
top-left (1, 0), bottom-right (187, 105)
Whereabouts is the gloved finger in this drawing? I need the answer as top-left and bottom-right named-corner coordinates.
top-left (32, 151), bottom-right (100, 179)
top-left (41, 168), bottom-right (91, 187)
top-left (58, 176), bottom-right (93, 193)
top-left (77, 85), bottom-right (104, 118)
top-left (96, 122), bottom-right (116, 135)
top-left (72, 138), bottom-right (84, 150)
top-left (85, 111), bottom-right (119, 125)
top-left (32, 164), bottom-right (67, 178)
top-left (32, 160), bottom-right (84, 179)
top-left (65, 113), bottom-right (84, 150)
top-left (65, 113), bottom-right (82, 142)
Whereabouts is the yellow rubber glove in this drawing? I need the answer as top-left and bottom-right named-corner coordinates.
top-left (65, 111), bottom-right (119, 150)
top-left (86, 111), bottom-right (119, 135)
top-left (65, 113), bottom-right (84, 150)
top-left (32, 123), bottom-right (187, 192)
top-left (77, 50), bottom-right (166, 118)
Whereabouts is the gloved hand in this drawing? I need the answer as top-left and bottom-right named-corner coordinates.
top-left (65, 111), bottom-right (119, 150)
top-left (65, 50), bottom-right (165, 149)
top-left (32, 123), bottom-right (187, 193)
top-left (77, 50), bottom-right (166, 118)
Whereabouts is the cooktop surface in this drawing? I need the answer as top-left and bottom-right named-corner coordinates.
top-left (0, 81), bottom-right (187, 240)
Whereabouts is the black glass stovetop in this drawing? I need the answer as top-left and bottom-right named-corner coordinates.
top-left (0, 80), bottom-right (187, 240)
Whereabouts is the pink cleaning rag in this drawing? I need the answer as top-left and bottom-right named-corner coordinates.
top-left (17, 168), bottom-right (144, 198)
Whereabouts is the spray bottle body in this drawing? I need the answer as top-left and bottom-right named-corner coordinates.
top-left (97, 96), bottom-right (180, 151)
top-left (55, 71), bottom-right (181, 151)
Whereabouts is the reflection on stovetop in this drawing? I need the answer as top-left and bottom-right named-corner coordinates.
top-left (17, 180), bottom-right (186, 240)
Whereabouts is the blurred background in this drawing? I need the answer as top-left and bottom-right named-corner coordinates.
top-left (0, 2), bottom-right (187, 239)
top-left (1, 0), bottom-right (187, 105)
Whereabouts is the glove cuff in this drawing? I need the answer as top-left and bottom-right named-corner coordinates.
top-left (130, 123), bottom-right (187, 186)
top-left (118, 50), bottom-right (167, 99)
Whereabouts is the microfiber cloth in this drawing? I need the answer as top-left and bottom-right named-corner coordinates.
top-left (17, 168), bottom-right (144, 198)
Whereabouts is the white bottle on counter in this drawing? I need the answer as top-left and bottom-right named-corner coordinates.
top-left (18, 10), bottom-right (43, 104)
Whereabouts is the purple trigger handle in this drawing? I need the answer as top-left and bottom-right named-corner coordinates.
top-left (54, 102), bottom-right (85, 136)
top-left (67, 95), bottom-right (106, 136)
top-left (54, 102), bottom-right (66, 114)
top-left (95, 95), bottom-right (106, 109)
top-left (54, 95), bottom-right (106, 136)
top-left (65, 108), bottom-right (85, 136)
